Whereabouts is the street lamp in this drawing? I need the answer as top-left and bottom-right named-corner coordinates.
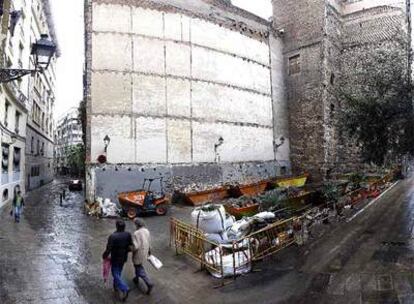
top-left (31, 34), bottom-right (56, 70)
top-left (0, 34), bottom-right (56, 83)
top-left (103, 135), bottom-right (110, 153)
top-left (214, 136), bottom-right (224, 162)
top-left (274, 136), bottom-right (285, 149)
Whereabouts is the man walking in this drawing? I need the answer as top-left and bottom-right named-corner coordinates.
top-left (103, 220), bottom-right (132, 301)
top-left (13, 191), bottom-right (24, 223)
top-left (132, 218), bottom-right (153, 295)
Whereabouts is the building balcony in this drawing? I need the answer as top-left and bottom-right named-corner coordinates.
top-left (5, 81), bottom-right (28, 109)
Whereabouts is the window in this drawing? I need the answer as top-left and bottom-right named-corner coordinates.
top-left (2, 144), bottom-right (9, 174)
top-left (37, 139), bottom-right (40, 155)
top-left (4, 101), bottom-right (10, 126)
top-left (2, 189), bottom-right (8, 202)
top-left (41, 142), bottom-right (44, 156)
top-left (18, 42), bottom-right (24, 67)
top-left (15, 111), bottom-right (20, 134)
top-left (30, 166), bottom-right (40, 177)
top-left (330, 73), bottom-right (335, 85)
top-left (13, 147), bottom-right (21, 172)
top-left (288, 55), bottom-right (301, 75)
top-left (31, 136), bottom-right (34, 154)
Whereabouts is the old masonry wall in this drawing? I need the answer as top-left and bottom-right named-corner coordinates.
top-left (84, 0), bottom-right (290, 202)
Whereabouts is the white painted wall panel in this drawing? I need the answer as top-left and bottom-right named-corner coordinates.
top-left (90, 5), bottom-right (281, 165)
top-left (167, 119), bottom-right (191, 163)
top-left (92, 3), bottom-right (131, 33)
top-left (92, 33), bottom-right (132, 71)
top-left (91, 72), bottom-right (131, 113)
top-left (192, 47), bottom-right (271, 94)
top-left (166, 42), bottom-right (191, 77)
top-left (192, 82), bottom-right (272, 126)
top-left (133, 75), bottom-right (166, 116)
top-left (133, 37), bottom-right (164, 74)
top-left (192, 122), bottom-right (274, 162)
top-left (164, 13), bottom-right (190, 42)
top-left (136, 117), bottom-right (167, 163)
top-left (132, 7), bottom-right (163, 38)
top-left (166, 78), bottom-right (191, 117)
top-left (91, 115), bottom-right (134, 163)
top-left (191, 19), bottom-right (269, 65)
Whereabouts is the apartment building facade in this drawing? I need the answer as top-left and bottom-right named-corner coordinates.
top-left (55, 107), bottom-right (83, 175)
top-left (0, 0), bottom-right (28, 208)
top-left (0, 0), bottom-right (58, 206)
top-left (24, 0), bottom-right (58, 191)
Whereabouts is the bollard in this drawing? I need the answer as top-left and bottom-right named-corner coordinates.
top-left (63, 189), bottom-right (66, 199)
top-left (60, 193), bottom-right (63, 206)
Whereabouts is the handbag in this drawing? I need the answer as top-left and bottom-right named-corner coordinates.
top-left (148, 255), bottom-right (163, 270)
top-left (102, 258), bottom-right (111, 283)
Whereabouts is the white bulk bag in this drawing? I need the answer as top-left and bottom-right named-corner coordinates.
top-left (191, 204), bottom-right (226, 234)
top-left (204, 247), bottom-right (251, 278)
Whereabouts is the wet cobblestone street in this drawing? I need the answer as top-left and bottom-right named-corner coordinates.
top-left (2, 179), bottom-right (414, 303)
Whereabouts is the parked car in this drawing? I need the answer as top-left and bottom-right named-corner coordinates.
top-left (69, 180), bottom-right (83, 191)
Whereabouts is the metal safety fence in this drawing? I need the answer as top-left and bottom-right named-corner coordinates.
top-left (170, 216), bottom-right (303, 284)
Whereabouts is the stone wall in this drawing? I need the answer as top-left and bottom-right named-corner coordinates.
top-left (91, 161), bottom-right (280, 202)
top-left (273, 0), bottom-right (326, 180)
top-left (272, 0), bottom-right (411, 180)
top-left (85, 0), bottom-right (290, 201)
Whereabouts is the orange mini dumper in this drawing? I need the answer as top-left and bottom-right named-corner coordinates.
top-left (118, 178), bottom-right (169, 219)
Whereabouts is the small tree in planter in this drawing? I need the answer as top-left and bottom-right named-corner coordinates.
top-left (321, 183), bottom-right (340, 217)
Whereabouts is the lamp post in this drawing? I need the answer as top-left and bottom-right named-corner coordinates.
top-left (103, 135), bottom-right (110, 153)
top-left (0, 34), bottom-right (56, 83)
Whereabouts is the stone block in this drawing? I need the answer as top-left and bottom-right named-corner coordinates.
top-left (166, 78), bottom-right (191, 117)
top-left (132, 7), bottom-right (163, 38)
top-left (167, 119), bottom-right (191, 163)
top-left (92, 3), bottom-right (131, 33)
top-left (135, 117), bottom-right (167, 163)
top-left (92, 33), bottom-right (132, 71)
top-left (91, 72), bottom-right (131, 114)
top-left (91, 115), bottom-right (135, 163)
top-left (132, 74), bottom-right (166, 116)
top-left (192, 81), bottom-right (272, 126)
top-left (133, 36), bottom-right (164, 74)
top-left (165, 42), bottom-right (191, 77)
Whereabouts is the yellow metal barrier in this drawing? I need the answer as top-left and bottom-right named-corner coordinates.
top-left (170, 218), bottom-right (224, 279)
top-left (246, 217), bottom-right (298, 262)
top-left (170, 216), bottom-right (302, 282)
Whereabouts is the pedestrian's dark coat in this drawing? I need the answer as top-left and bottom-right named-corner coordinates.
top-left (12, 195), bottom-right (24, 207)
top-left (102, 231), bottom-right (132, 266)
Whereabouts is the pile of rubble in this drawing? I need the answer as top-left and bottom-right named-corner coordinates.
top-left (85, 198), bottom-right (120, 218)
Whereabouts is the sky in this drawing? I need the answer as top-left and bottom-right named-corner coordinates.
top-left (51, 0), bottom-right (85, 119)
top-left (50, 0), bottom-right (272, 120)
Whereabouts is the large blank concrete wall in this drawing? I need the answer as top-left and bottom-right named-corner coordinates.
top-left (90, 3), bottom-right (275, 164)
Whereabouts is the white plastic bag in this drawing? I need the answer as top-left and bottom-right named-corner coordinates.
top-left (148, 255), bottom-right (163, 270)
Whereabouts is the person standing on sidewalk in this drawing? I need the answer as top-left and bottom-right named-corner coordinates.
top-left (132, 218), bottom-right (153, 295)
top-left (102, 220), bottom-right (132, 301)
top-left (12, 191), bottom-right (24, 223)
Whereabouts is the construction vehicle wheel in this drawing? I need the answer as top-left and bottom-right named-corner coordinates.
top-left (127, 208), bottom-right (137, 219)
top-left (155, 204), bottom-right (168, 216)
